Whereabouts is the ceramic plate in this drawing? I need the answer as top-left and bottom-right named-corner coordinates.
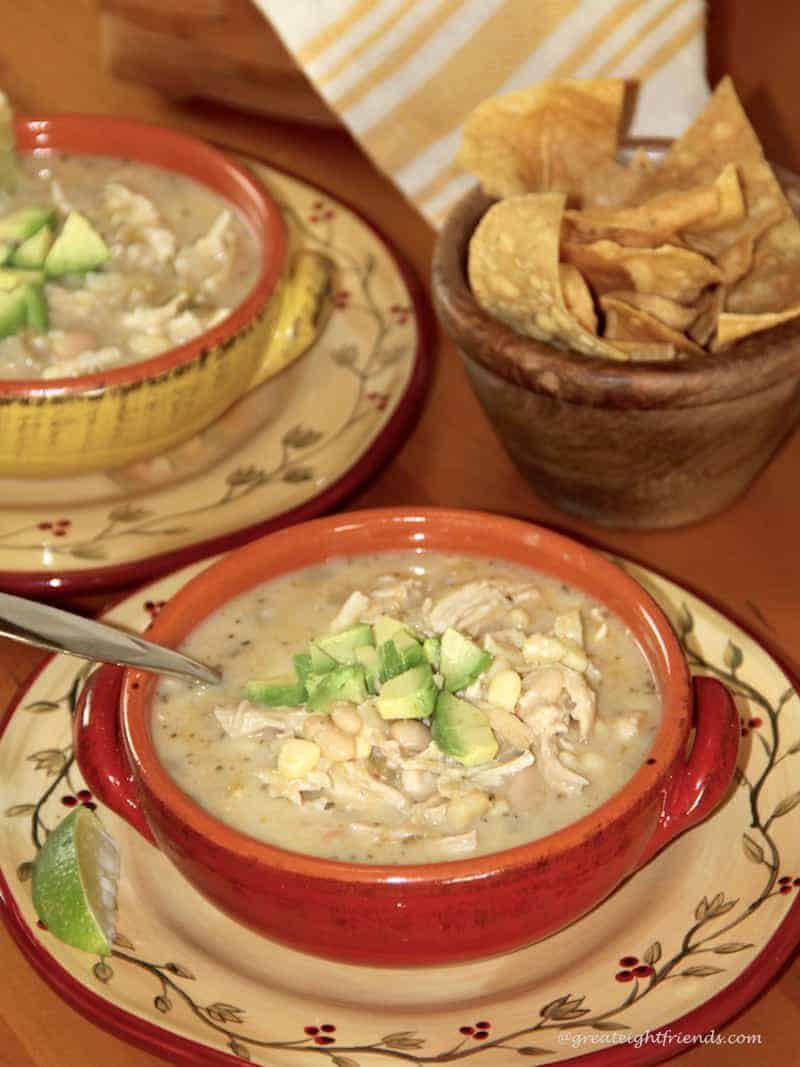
top-left (0, 160), bottom-right (431, 598)
top-left (2, 555), bottom-right (799, 1066)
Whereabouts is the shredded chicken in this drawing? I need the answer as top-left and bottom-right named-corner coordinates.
top-left (484, 705), bottom-right (534, 751)
top-left (104, 182), bottom-right (160, 227)
top-left (521, 665), bottom-right (595, 739)
top-left (328, 761), bottom-right (409, 812)
top-left (521, 704), bottom-right (588, 795)
top-left (426, 581), bottom-right (510, 635)
top-left (175, 209), bottom-right (233, 294)
top-left (330, 591), bottom-right (370, 633)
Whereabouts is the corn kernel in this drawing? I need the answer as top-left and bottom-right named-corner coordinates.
top-left (278, 738), bottom-right (321, 778)
top-left (487, 669), bottom-right (522, 711)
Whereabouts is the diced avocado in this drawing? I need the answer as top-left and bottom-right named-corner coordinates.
top-left (373, 615), bottom-right (417, 647)
top-left (0, 207), bottom-right (54, 243)
top-left (440, 627), bottom-right (493, 692)
top-left (245, 676), bottom-right (307, 707)
top-left (316, 622), bottom-right (374, 665)
top-left (0, 286), bottom-right (28, 338)
top-left (423, 636), bottom-right (441, 669)
top-left (432, 691), bottom-right (498, 767)
top-left (44, 211), bottom-right (110, 277)
top-left (307, 664), bottom-right (367, 712)
top-left (23, 285), bottom-right (48, 331)
top-left (293, 653), bottom-right (313, 684)
top-left (355, 645), bottom-right (381, 694)
top-left (11, 224), bottom-right (53, 269)
top-left (0, 267), bottom-right (45, 290)
top-left (309, 642), bottom-right (337, 674)
top-left (378, 639), bottom-right (405, 683)
top-left (393, 629), bottom-right (425, 669)
top-left (376, 663), bottom-right (438, 721)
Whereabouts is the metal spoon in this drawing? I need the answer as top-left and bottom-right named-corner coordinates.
top-left (0, 591), bottom-right (220, 685)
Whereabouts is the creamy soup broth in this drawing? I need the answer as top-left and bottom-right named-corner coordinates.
top-left (153, 553), bottom-right (660, 864)
top-left (0, 154), bottom-right (260, 379)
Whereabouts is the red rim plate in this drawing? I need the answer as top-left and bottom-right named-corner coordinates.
top-left (1, 561), bottom-right (799, 1067)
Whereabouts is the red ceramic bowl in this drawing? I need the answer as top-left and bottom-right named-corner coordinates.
top-left (74, 509), bottom-right (739, 967)
top-left (0, 114), bottom-right (287, 477)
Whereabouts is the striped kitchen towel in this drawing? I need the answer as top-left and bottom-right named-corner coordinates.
top-left (255, 0), bottom-right (708, 225)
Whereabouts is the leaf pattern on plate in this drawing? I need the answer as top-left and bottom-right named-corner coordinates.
top-left (5, 562), bottom-right (800, 1062)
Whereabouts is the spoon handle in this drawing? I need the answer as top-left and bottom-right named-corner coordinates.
top-left (0, 591), bottom-right (219, 685)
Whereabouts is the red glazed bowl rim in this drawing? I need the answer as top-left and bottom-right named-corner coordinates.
top-left (431, 151), bottom-right (800, 411)
top-left (0, 114), bottom-right (286, 398)
top-left (121, 507), bottom-right (691, 885)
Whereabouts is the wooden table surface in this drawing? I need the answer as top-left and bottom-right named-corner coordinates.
top-left (1, 4), bottom-right (799, 1066)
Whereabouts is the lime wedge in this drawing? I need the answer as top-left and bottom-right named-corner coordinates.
top-left (32, 806), bottom-right (119, 956)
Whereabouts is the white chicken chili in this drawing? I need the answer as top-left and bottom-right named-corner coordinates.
top-left (153, 553), bottom-right (661, 864)
top-left (0, 153), bottom-right (260, 379)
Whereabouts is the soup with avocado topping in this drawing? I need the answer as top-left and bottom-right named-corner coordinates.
top-left (0, 154), bottom-right (260, 379)
top-left (153, 552), bottom-right (661, 864)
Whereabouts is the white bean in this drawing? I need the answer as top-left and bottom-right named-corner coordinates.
top-left (316, 725), bottom-right (356, 762)
top-left (389, 719), bottom-right (431, 753)
top-left (401, 769), bottom-right (437, 802)
top-left (508, 607), bottom-right (529, 628)
top-left (302, 713), bottom-right (328, 741)
top-left (331, 704), bottom-right (363, 735)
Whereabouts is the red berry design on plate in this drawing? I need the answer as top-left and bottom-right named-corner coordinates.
top-left (459, 1020), bottom-right (491, 1040)
top-left (748, 717), bottom-right (762, 729)
top-left (389, 303), bottom-right (411, 325)
top-left (144, 600), bottom-right (166, 619)
top-left (61, 794), bottom-right (78, 807)
top-left (366, 391), bottom-right (389, 412)
top-left (615, 954), bottom-right (652, 981)
top-left (304, 1024), bottom-right (336, 1044)
top-left (38, 518), bottom-right (71, 537)
top-left (332, 289), bottom-right (350, 310)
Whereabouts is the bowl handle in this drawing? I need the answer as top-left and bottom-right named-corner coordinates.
top-left (249, 250), bottom-right (333, 389)
top-left (639, 676), bottom-right (739, 865)
top-left (73, 664), bottom-right (156, 845)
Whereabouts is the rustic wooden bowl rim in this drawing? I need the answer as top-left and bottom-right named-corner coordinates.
top-left (431, 162), bottom-right (800, 411)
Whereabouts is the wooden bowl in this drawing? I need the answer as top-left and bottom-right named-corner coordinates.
top-left (431, 185), bottom-right (800, 529)
top-left (73, 508), bottom-right (738, 966)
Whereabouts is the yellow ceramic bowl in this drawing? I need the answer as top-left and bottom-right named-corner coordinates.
top-left (0, 115), bottom-right (324, 479)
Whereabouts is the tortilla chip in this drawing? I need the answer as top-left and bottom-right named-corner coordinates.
top-left (683, 163), bottom-right (745, 235)
top-left (633, 78), bottom-right (790, 229)
top-left (468, 194), bottom-right (628, 360)
top-left (727, 215), bottom-right (800, 315)
top-left (632, 77), bottom-right (800, 317)
top-left (688, 287), bottom-right (725, 347)
top-left (562, 240), bottom-right (722, 303)
top-left (611, 341), bottom-right (678, 361)
top-left (602, 290), bottom-right (698, 331)
top-left (559, 263), bottom-right (598, 333)
top-left (714, 304), bottom-right (800, 350)
top-left (458, 80), bottom-right (625, 201)
top-left (601, 295), bottom-right (705, 357)
top-left (564, 165), bottom-right (742, 247)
